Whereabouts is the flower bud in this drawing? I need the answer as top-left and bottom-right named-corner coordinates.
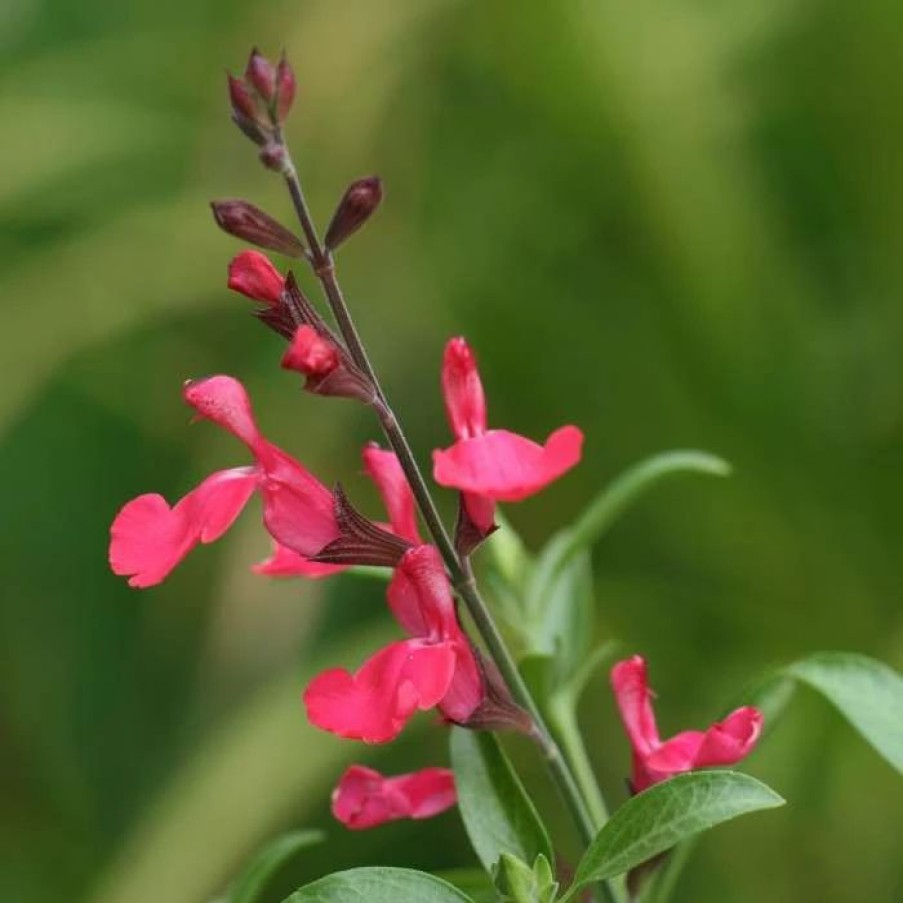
top-left (275, 52), bottom-right (297, 122)
top-left (324, 176), bottom-right (383, 252)
top-left (282, 326), bottom-right (340, 376)
top-left (211, 199), bottom-right (306, 257)
top-left (493, 854), bottom-right (557, 903)
top-left (227, 250), bottom-right (284, 305)
top-left (245, 47), bottom-right (276, 104)
top-left (282, 325), bottom-right (376, 404)
top-left (227, 74), bottom-right (260, 121)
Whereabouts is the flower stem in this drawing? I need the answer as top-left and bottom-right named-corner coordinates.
top-left (274, 136), bottom-right (613, 902)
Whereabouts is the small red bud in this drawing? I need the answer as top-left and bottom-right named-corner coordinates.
top-left (282, 326), bottom-right (340, 377)
top-left (275, 52), bottom-right (297, 123)
top-left (324, 176), bottom-right (383, 252)
top-left (211, 199), bottom-right (306, 257)
top-left (227, 251), bottom-right (285, 305)
top-left (227, 74), bottom-right (259, 121)
top-left (246, 47), bottom-right (277, 105)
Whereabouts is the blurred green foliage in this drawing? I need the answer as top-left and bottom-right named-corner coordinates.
top-left (1, 1), bottom-right (902, 901)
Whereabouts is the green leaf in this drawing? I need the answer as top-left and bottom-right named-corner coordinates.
top-left (280, 867), bottom-right (475, 902)
top-left (449, 728), bottom-right (554, 873)
top-left (229, 831), bottom-right (324, 903)
top-left (568, 771), bottom-right (784, 893)
top-left (784, 652), bottom-right (903, 775)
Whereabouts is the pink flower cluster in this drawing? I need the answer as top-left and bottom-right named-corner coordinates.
top-left (109, 250), bottom-right (584, 827)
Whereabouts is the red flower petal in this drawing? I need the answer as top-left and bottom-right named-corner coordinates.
top-left (282, 325), bottom-right (340, 376)
top-left (332, 765), bottom-right (456, 830)
top-left (252, 542), bottom-right (346, 579)
top-left (109, 467), bottom-right (257, 588)
top-left (387, 546), bottom-right (458, 639)
top-left (610, 655), bottom-right (661, 758)
top-left (432, 426), bottom-right (583, 502)
top-left (227, 250), bottom-right (284, 305)
top-left (363, 444), bottom-right (421, 543)
top-left (441, 337), bottom-right (487, 440)
top-left (644, 730), bottom-right (706, 775)
top-left (303, 639), bottom-right (457, 743)
top-left (184, 375), bottom-right (340, 558)
top-left (693, 707), bottom-right (763, 767)
top-left (438, 639), bottom-right (484, 724)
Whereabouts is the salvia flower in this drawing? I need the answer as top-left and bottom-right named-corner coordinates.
top-left (611, 655), bottom-right (763, 793)
top-left (331, 764), bottom-right (456, 830)
top-left (433, 337), bottom-right (584, 507)
top-left (110, 375), bottom-right (339, 587)
top-left (303, 545), bottom-right (482, 742)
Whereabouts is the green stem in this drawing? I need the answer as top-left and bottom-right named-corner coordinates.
top-left (547, 694), bottom-right (609, 828)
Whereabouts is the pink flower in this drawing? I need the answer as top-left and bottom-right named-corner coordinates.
top-left (109, 375), bottom-right (339, 587)
top-left (433, 337), bottom-right (583, 505)
top-left (303, 545), bottom-right (482, 742)
top-left (611, 655), bottom-right (764, 793)
top-left (331, 764), bottom-right (456, 830)
top-left (227, 250), bottom-right (284, 305)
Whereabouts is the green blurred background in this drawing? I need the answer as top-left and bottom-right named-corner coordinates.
top-left (2, 0), bottom-right (902, 900)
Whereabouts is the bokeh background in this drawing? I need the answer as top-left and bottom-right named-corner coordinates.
top-left (2, 1), bottom-right (902, 901)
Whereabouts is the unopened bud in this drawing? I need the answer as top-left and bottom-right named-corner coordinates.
top-left (324, 176), bottom-right (383, 252)
top-left (282, 326), bottom-right (340, 376)
top-left (231, 110), bottom-right (268, 146)
top-left (493, 854), bottom-right (557, 903)
top-left (246, 47), bottom-right (276, 104)
top-left (275, 52), bottom-right (297, 123)
top-left (227, 250), bottom-right (285, 305)
top-left (211, 199), bottom-right (306, 257)
top-left (282, 325), bottom-right (376, 403)
top-left (227, 74), bottom-right (260, 122)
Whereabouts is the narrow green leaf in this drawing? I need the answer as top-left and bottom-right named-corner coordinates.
top-left (449, 728), bottom-right (554, 873)
top-left (280, 867), bottom-right (475, 902)
top-left (784, 652), bottom-right (903, 775)
top-left (569, 771), bottom-right (784, 892)
top-left (229, 831), bottom-right (324, 903)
